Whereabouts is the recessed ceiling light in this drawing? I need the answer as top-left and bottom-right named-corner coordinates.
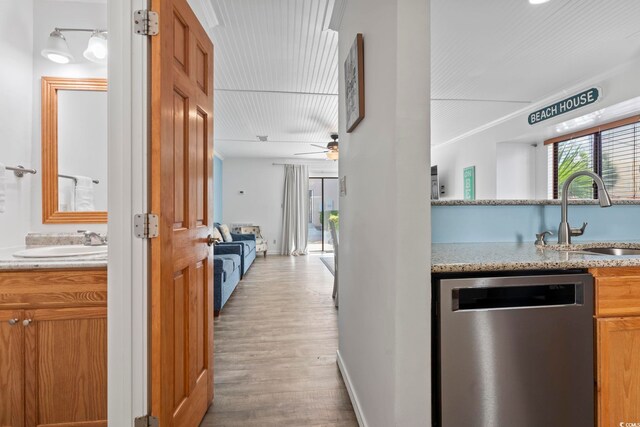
top-left (529, 0), bottom-right (551, 4)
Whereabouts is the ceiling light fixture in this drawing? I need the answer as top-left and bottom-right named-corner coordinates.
top-left (41, 29), bottom-right (73, 64)
top-left (529, 0), bottom-right (551, 4)
top-left (41, 27), bottom-right (108, 64)
top-left (83, 31), bottom-right (108, 64)
top-left (326, 150), bottom-right (339, 161)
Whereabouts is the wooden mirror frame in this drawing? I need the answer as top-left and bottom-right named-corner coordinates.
top-left (41, 77), bottom-right (108, 223)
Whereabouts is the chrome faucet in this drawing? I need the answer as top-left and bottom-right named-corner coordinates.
top-left (558, 171), bottom-right (612, 245)
top-left (78, 230), bottom-right (107, 246)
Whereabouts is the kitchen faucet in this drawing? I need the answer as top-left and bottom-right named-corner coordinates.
top-left (558, 171), bottom-right (612, 244)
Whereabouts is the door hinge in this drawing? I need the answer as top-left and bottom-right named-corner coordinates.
top-left (134, 415), bottom-right (159, 427)
top-left (133, 9), bottom-right (159, 36)
top-left (134, 213), bottom-right (159, 239)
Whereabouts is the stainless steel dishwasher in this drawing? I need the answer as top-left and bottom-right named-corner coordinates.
top-left (433, 273), bottom-right (594, 427)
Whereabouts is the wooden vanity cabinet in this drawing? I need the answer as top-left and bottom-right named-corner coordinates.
top-left (590, 267), bottom-right (640, 427)
top-left (0, 269), bottom-right (107, 427)
top-left (0, 310), bottom-right (24, 427)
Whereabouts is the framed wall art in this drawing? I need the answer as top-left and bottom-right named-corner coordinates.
top-left (344, 33), bottom-right (364, 133)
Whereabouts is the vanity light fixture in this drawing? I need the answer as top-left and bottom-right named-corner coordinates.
top-left (83, 31), bottom-right (108, 64)
top-left (41, 28), bottom-right (108, 64)
top-left (41, 29), bottom-right (73, 64)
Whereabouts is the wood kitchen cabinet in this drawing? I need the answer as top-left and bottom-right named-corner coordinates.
top-left (590, 267), bottom-right (640, 427)
top-left (0, 269), bottom-right (107, 427)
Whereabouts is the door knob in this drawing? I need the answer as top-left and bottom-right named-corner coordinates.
top-left (206, 234), bottom-right (216, 246)
top-left (22, 319), bottom-right (32, 327)
top-left (8, 318), bottom-right (19, 326)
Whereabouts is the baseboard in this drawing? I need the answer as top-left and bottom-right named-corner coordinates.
top-left (336, 350), bottom-right (368, 427)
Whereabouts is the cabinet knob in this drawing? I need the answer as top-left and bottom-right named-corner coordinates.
top-left (8, 318), bottom-right (19, 326)
top-left (22, 319), bottom-right (32, 327)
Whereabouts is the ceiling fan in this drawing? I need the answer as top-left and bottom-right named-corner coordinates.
top-left (294, 134), bottom-right (339, 160)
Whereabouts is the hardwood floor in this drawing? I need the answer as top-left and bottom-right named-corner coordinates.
top-left (200, 255), bottom-right (358, 427)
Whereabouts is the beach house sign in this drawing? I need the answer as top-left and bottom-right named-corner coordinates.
top-left (528, 88), bottom-right (601, 125)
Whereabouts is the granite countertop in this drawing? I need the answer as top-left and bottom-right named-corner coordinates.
top-left (432, 199), bottom-right (640, 206)
top-left (0, 246), bottom-right (108, 271)
top-left (432, 241), bottom-right (640, 273)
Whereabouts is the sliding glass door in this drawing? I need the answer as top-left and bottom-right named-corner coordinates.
top-left (308, 177), bottom-right (339, 252)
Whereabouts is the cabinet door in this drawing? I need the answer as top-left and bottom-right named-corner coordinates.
top-left (0, 310), bottom-right (24, 427)
top-left (24, 307), bottom-right (107, 427)
top-left (598, 317), bottom-right (640, 427)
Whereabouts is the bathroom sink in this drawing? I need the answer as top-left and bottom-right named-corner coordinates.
top-left (13, 245), bottom-right (107, 258)
top-left (581, 247), bottom-right (640, 256)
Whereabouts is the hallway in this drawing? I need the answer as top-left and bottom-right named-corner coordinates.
top-left (200, 255), bottom-right (357, 426)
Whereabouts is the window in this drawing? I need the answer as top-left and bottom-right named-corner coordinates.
top-left (549, 119), bottom-right (640, 199)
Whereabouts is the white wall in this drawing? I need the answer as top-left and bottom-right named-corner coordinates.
top-left (0, 0), bottom-right (108, 249)
top-left (495, 142), bottom-right (536, 199)
top-left (30, 0), bottom-right (108, 233)
top-left (222, 157), bottom-right (337, 254)
top-left (431, 137), bottom-right (497, 199)
top-left (432, 58), bottom-right (640, 200)
top-left (337, 0), bottom-right (431, 425)
top-left (0, 0), bottom-right (34, 248)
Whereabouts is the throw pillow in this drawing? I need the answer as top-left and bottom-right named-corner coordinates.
top-left (211, 227), bottom-right (223, 244)
top-left (219, 224), bottom-right (233, 242)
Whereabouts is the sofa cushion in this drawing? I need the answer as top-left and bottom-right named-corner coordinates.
top-left (211, 227), bottom-right (223, 244)
top-left (218, 224), bottom-right (233, 242)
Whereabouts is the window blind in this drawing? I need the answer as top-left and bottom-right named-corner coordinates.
top-left (601, 123), bottom-right (640, 199)
top-left (548, 119), bottom-right (640, 200)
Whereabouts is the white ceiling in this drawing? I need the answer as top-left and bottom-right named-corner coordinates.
top-left (432, 0), bottom-right (640, 145)
top-left (199, 0), bottom-right (640, 158)
top-left (203, 0), bottom-right (339, 159)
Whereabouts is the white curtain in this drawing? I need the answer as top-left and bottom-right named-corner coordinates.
top-left (281, 164), bottom-right (309, 255)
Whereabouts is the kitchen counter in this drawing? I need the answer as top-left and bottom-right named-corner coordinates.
top-left (0, 246), bottom-right (108, 271)
top-left (432, 241), bottom-right (640, 273)
top-left (432, 199), bottom-right (640, 206)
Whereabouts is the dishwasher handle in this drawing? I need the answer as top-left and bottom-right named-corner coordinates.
top-left (452, 283), bottom-right (584, 312)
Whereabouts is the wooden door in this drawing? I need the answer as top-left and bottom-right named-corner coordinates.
top-left (150, 0), bottom-right (215, 426)
top-left (23, 307), bottom-right (107, 427)
top-left (597, 317), bottom-right (640, 427)
top-left (0, 310), bottom-right (24, 427)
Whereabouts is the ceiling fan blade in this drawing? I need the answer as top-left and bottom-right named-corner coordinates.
top-left (294, 151), bottom-right (329, 155)
top-left (310, 144), bottom-right (328, 149)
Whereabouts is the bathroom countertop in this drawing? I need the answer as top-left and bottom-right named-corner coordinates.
top-left (432, 241), bottom-right (640, 273)
top-left (0, 246), bottom-right (108, 271)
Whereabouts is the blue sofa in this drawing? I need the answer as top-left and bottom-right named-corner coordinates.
top-left (214, 223), bottom-right (257, 277)
top-left (213, 245), bottom-right (242, 315)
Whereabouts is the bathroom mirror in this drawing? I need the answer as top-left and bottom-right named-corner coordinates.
top-left (41, 77), bottom-right (107, 223)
